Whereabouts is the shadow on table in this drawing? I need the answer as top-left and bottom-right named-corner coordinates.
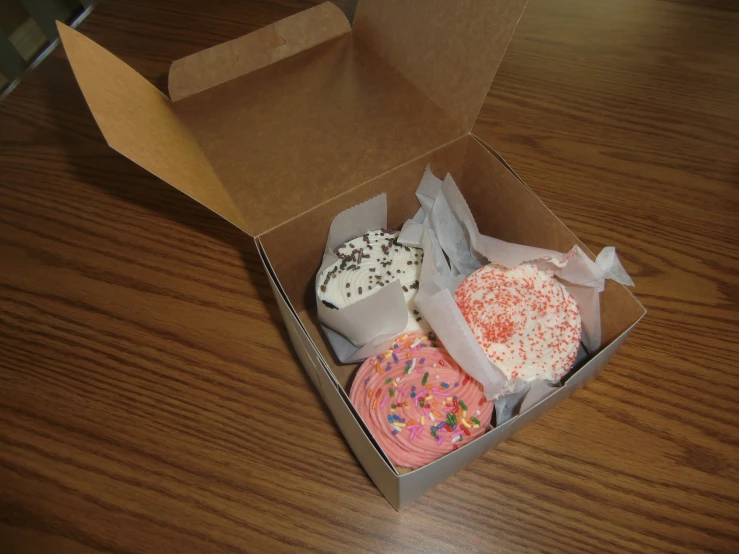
top-left (36, 51), bottom-right (343, 434)
top-left (38, 54), bottom-right (292, 342)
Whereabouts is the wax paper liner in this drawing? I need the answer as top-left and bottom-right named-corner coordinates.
top-left (410, 167), bottom-right (634, 407)
top-left (316, 194), bottom-right (412, 363)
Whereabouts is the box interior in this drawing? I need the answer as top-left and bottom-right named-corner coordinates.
top-left (57, 1), bottom-right (531, 238)
top-left (172, 34), bottom-right (465, 237)
top-left (260, 135), bottom-right (646, 394)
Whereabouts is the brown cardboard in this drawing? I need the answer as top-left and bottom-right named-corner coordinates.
top-left (169, 3), bottom-right (351, 101)
top-left (58, 1), bottom-right (645, 510)
top-left (55, 23), bottom-right (247, 233)
top-left (171, 34), bottom-right (464, 236)
top-left (354, 0), bottom-right (528, 132)
top-left (257, 134), bottom-right (645, 509)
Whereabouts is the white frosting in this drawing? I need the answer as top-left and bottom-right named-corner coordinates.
top-left (317, 230), bottom-right (430, 334)
top-left (454, 263), bottom-right (582, 383)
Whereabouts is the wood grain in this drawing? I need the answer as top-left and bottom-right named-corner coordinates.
top-left (1, 0), bottom-right (738, 552)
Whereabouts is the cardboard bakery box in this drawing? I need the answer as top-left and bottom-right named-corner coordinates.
top-left (57, 0), bottom-right (646, 510)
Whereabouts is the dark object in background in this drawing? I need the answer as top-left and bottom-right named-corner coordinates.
top-left (0, 0), bottom-right (94, 99)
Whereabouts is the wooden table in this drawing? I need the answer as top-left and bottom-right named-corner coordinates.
top-left (1, 1), bottom-right (737, 552)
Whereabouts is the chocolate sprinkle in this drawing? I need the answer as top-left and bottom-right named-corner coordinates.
top-left (319, 228), bottom-right (426, 315)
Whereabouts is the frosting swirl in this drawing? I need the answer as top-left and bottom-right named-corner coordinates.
top-left (317, 229), bottom-right (429, 334)
top-left (454, 263), bottom-right (582, 383)
top-left (350, 332), bottom-right (494, 469)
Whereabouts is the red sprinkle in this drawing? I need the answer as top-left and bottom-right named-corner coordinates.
top-left (462, 426), bottom-right (471, 436)
top-left (453, 263), bottom-right (581, 380)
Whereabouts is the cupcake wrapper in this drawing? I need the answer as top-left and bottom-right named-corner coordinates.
top-left (316, 194), bottom-right (414, 363)
top-left (410, 166), bottom-right (634, 400)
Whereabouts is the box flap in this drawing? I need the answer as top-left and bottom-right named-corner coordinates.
top-left (171, 34), bottom-right (464, 237)
top-left (56, 23), bottom-right (248, 232)
top-left (169, 2), bottom-right (351, 102)
top-left (353, 0), bottom-right (528, 132)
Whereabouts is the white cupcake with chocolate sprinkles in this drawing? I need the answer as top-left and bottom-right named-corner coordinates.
top-left (317, 229), bottom-right (429, 334)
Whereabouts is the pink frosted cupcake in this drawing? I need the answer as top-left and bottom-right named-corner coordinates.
top-left (349, 332), bottom-right (494, 471)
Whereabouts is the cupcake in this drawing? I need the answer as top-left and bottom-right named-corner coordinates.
top-left (317, 229), bottom-right (429, 334)
top-left (349, 332), bottom-right (494, 471)
top-left (454, 263), bottom-right (582, 384)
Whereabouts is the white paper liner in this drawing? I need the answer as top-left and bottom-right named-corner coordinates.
top-left (411, 167), bottom-right (634, 401)
top-left (316, 194), bottom-right (412, 363)
top-left (314, 167), bottom-right (634, 406)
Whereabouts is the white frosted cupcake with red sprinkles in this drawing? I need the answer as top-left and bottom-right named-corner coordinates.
top-left (454, 263), bottom-right (582, 384)
top-left (349, 332), bottom-right (494, 471)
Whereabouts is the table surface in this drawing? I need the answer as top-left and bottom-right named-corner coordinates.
top-left (1, 0), bottom-right (738, 552)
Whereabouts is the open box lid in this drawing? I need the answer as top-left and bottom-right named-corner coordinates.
top-left (58, 0), bottom-right (527, 236)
